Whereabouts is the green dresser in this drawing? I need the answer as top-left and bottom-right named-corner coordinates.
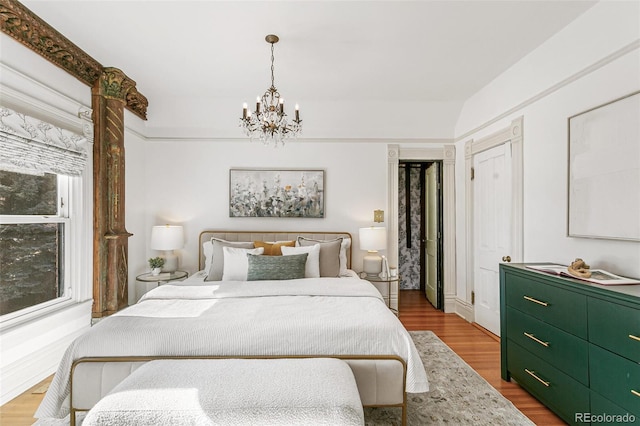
top-left (500, 264), bottom-right (640, 425)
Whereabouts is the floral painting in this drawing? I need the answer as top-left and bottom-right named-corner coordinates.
top-left (229, 169), bottom-right (324, 218)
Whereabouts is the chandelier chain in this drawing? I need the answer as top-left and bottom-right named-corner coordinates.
top-left (270, 42), bottom-right (275, 89)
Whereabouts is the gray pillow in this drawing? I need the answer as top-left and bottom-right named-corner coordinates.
top-left (247, 253), bottom-right (308, 281)
top-left (297, 237), bottom-right (343, 277)
top-left (205, 238), bottom-right (254, 281)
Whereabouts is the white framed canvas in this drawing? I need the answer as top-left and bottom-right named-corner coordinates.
top-left (229, 168), bottom-right (325, 218)
top-left (568, 91), bottom-right (640, 241)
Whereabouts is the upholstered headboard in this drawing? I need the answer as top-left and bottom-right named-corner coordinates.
top-left (198, 230), bottom-right (352, 271)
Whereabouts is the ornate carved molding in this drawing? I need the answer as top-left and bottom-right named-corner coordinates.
top-left (0, 0), bottom-right (148, 119)
top-left (0, 0), bottom-right (101, 85)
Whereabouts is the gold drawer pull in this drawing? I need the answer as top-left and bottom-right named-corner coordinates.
top-left (525, 368), bottom-right (550, 387)
top-left (629, 334), bottom-right (640, 342)
top-left (523, 295), bottom-right (549, 307)
top-left (524, 332), bottom-right (550, 347)
top-left (632, 390), bottom-right (640, 398)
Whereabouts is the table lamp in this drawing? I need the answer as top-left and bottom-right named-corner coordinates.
top-left (359, 226), bottom-right (387, 278)
top-left (150, 225), bottom-right (184, 273)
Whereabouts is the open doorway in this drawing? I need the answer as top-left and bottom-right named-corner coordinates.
top-left (398, 161), bottom-right (444, 310)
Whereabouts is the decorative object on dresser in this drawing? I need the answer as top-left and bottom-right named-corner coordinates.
top-left (526, 263), bottom-right (640, 286)
top-left (239, 34), bottom-right (302, 147)
top-left (567, 258), bottom-right (591, 279)
top-left (359, 226), bottom-right (387, 278)
top-left (150, 225), bottom-right (184, 272)
top-left (229, 169), bottom-right (324, 218)
top-left (500, 263), bottom-right (640, 425)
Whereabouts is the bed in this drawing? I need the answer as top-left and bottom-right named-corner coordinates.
top-left (35, 230), bottom-right (429, 425)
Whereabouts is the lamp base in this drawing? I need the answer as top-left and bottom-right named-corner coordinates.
top-left (363, 252), bottom-right (382, 278)
top-left (161, 251), bottom-right (178, 273)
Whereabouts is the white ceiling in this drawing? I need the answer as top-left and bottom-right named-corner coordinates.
top-left (22, 0), bottom-right (597, 108)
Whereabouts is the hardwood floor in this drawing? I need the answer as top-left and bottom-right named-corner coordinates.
top-left (0, 290), bottom-right (565, 425)
top-left (400, 290), bottom-right (565, 425)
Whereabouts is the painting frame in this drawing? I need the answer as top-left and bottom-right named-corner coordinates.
top-left (567, 90), bottom-right (640, 241)
top-left (229, 168), bottom-right (325, 218)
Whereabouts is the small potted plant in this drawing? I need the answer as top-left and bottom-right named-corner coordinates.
top-left (148, 257), bottom-right (165, 276)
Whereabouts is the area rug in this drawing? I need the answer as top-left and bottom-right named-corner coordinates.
top-left (364, 331), bottom-right (535, 425)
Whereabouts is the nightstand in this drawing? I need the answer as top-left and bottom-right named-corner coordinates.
top-left (137, 270), bottom-right (188, 284)
top-left (359, 272), bottom-right (400, 315)
top-left (136, 270), bottom-right (188, 301)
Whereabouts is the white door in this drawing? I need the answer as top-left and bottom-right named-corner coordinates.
top-left (425, 163), bottom-right (439, 307)
top-left (474, 143), bottom-right (512, 336)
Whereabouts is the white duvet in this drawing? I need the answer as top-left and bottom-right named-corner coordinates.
top-left (36, 276), bottom-right (429, 420)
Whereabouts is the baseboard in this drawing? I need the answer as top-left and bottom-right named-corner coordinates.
top-left (444, 294), bottom-right (457, 314)
top-left (454, 297), bottom-right (474, 322)
top-left (1, 326), bottom-right (88, 405)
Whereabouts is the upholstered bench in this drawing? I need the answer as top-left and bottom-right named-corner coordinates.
top-left (82, 358), bottom-right (364, 426)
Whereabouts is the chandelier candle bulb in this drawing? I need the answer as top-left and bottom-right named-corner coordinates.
top-left (256, 97), bottom-right (261, 113)
top-left (295, 104), bottom-right (300, 121)
top-left (242, 103), bottom-right (247, 119)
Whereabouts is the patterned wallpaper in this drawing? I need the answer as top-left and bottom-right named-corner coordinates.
top-left (398, 165), bottom-right (422, 290)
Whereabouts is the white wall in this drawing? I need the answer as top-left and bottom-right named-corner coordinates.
top-left (124, 122), bottom-right (148, 304)
top-left (144, 97), bottom-right (463, 140)
top-left (0, 34), bottom-right (94, 404)
top-left (453, 1), bottom-right (640, 306)
top-left (126, 140), bottom-right (394, 300)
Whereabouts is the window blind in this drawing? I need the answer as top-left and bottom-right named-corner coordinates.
top-left (0, 106), bottom-right (88, 176)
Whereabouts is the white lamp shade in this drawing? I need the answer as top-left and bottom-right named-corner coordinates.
top-left (150, 225), bottom-right (184, 250)
top-left (359, 227), bottom-right (387, 251)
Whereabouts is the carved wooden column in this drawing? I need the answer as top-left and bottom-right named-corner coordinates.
top-left (1, 1), bottom-right (148, 317)
top-left (92, 68), bottom-right (135, 317)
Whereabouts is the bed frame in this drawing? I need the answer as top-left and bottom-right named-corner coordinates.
top-left (70, 230), bottom-right (407, 425)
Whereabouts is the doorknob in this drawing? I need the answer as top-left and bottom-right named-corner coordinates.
top-left (502, 255), bottom-right (511, 262)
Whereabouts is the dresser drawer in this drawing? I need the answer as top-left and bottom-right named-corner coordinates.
top-left (590, 391), bottom-right (640, 425)
top-left (588, 297), bottom-right (640, 363)
top-left (589, 344), bottom-right (640, 416)
top-left (506, 307), bottom-right (588, 384)
top-left (507, 342), bottom-right (590, 424)
top-left (504, 272), bottom-right (587, 338)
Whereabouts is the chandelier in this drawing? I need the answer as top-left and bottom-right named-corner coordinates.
top-left (240, 34), bottom-right (302, 146)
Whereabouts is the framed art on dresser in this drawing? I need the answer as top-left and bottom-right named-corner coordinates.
top-left (229, 168), bottom-right (325, 218)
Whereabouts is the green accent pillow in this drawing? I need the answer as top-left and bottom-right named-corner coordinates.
top-left (247, 253), bottom-right (308, 281)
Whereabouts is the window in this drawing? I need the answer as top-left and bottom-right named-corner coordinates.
top-left (0, 105), bottom-right (90, 322)
top-left (0, 171), bottom-right (71, 317)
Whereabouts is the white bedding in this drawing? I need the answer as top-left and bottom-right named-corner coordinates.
top-left (36, 276), bottom-right (429, 420)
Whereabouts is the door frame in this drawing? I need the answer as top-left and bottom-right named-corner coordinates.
top-left (464, 116), bottom-right (524, 322)
top-left (388, 145), bottom-right (456, 313)
top-left (397, 161), bottom-right (443, 309)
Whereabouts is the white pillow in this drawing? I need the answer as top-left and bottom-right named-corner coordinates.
top-left (339, 238), bottom-right (351, 276)
top-left (203, 240), bottom-right (213, 273)
top-left (222, 246), bottom-right (265, 281)
top-left (281, 244), bottom-right (320, 278)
